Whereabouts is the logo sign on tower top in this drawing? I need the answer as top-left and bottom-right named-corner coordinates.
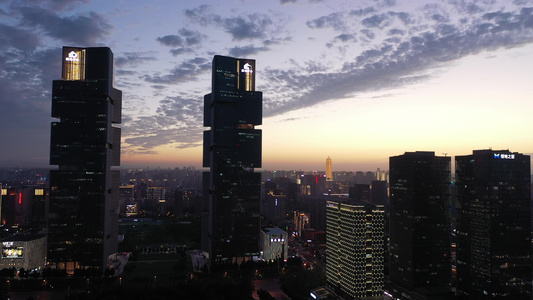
top-left (65, 51), bottom-right (80, 62)
top-left (241, 63), bottom-right (253, 73)
top-left (494, 153), bottom-right (515, 160)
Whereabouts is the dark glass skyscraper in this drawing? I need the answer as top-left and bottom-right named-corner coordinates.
top-left (202, 55), bottom-right (262, 265)
top-left (388, 151), bottom-right (452, 297)
top-left (456, 150), bottom-right (531, 299)
top-left (48, 47), bottom-right (121, 272)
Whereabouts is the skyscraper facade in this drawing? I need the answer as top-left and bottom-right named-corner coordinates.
top-left (456, 150), bottom-right (531, 299)
top-left (48, 47), bottom-right (121, 272)
top-left (388, 151), bottom-right (452, 297)
top-left (326, 201), bottom-right (385, 299)
top-left (202, 55), bottom-right (262, 266)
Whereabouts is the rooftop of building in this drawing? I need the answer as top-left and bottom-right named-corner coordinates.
top-left (263, 227), bottom-right (287, 236)
top-left (310, 287), bottom-right (334, 299)
top-left (1, 233), bottom-right (46, 242)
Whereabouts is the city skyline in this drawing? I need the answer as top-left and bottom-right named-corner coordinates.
top-left (1, 0), bottom-right (533, 171)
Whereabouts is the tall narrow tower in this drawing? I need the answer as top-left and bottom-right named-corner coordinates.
top-left (48, 47), bottom-right (121, 272)
top-left (326, 156), bottom-right (333, 182)
top-left (202, 55), bottom-right (262, 266)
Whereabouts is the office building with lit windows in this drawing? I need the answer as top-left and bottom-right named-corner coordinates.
top-left (326, 201), bottom-right (385, 299)
top-left (387, 151), bottom-right (452, 299)
top-left (0, 186), bottom-right (47, 231)
top-left (202, 55), bottom-right (262, 266)
top-left (0, 233), bottom-right (47, 271)
top-left (456, 150), bottom-right (531, 299)
top-left (260, 227), bottom-right (288, 262)
top-left (48, 47), bottom-right (121, 272)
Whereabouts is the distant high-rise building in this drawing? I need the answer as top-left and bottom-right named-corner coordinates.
top-left (262, 193), bottom-right (286, 227)
top-left (119, 185), bottom-right (135, 217)
top-left (294, 211), bottom-right (310, 237)
top-left (326, 201), bottom-right (385, 299)
top-left (146, 186), bottom-right (165, 213)
top-left (370, 180), bottom-right (388, 206)
top-left (202, 55), bottom-right (262, 265)
top-left (300, 174), bottom-right (327, 196)
top-left (48, 47), bottom-right (121, 272)
top-left (0, 186), bottom-right (47, 231)
top-left (387, 151), bottom-right (452, 297)
top-left (455, 150), bottom-right (531, 299)
top-left (349, 183), bottom-right (370, 204)
top-left (326, 156), bottom-right (333, 182)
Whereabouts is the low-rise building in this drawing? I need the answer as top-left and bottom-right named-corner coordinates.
top-left (0, 233), bottom-right (47, 271)
top-left (260, 227), bottom-right (288, 262)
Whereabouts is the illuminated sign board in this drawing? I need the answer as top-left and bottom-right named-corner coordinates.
top-left (494, 153), bottom-right (515, 160)
top-left (65, 51), bottom-right (80, 62)
top-left (237, 59), bottom-right (255, 91)
top-left (2, 242), bottom-right (23, 259)
top-left (62, 47), bottom-right (86, 81)
top-left (241, 63), bottom-right (253, 73)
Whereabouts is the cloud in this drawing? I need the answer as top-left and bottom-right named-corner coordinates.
top-left (335, 33), bottom-right (356, 42)
top-left (306, 12), bottom-right (346, 30)
top-left (0, 24), bottom-right (40, 51)
top-left (0, 46), bottom-right (61, 166)
top-left (157, 28), bottom-right (205, 57)
top-left (184, 5), bottom-right (210, 23)
top-left (362, 14), bottom-right (390, 28)
top-left (15, 0), bottom-right (91, 11)
top-left (170, 48), bottom-right (194, 56)
top-left (449, 0), bottom-right (485, 14)
top-left (261, 6), bottom-right (533, 117)
top-left (388, 28), bottom-right (405, 36)
top-left (115, 52), bottom-right (157, 67)
top-left (144, 57), bottom-right (211, 84)
top-left (219, 14), bottom-right (275, 40)
top-left (228, 45), bottom-right (270, 57)
top-left (185, 5), bottom-right (284, 41)
top-left (157, 28), bottom-right (204, 47)
top-left (19, 6), bottom-right (111, 45)
top-left (123, 94), bottom-right (204, 153)
top-left (349, 7), bottom-right (376, 17)
top-left (362, 12), bottom-right (412, 29)
top-left (157, 35), bottom-right (184, 47)
top-left (178, 28), bottom-right (204, 45)
top-left (3, 0), bottom-right (533, 161)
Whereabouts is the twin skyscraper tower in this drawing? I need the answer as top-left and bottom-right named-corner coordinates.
top-left (202, 56), bottom-right (263, 266)
top-left (48, 49), bottom-right (261, 271)
top-left (49, 47), bottom-right (122, 271)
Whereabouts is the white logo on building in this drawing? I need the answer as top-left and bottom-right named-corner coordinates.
top-left (241, 63), bottom-right (253, 73)
top-left (494, 153), bottom-right (515, 160)
top-left (65, 51), bottom-right (80, 62)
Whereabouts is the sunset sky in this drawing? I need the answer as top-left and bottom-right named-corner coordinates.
top-left (1, 0), bottom-right (533, 171)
